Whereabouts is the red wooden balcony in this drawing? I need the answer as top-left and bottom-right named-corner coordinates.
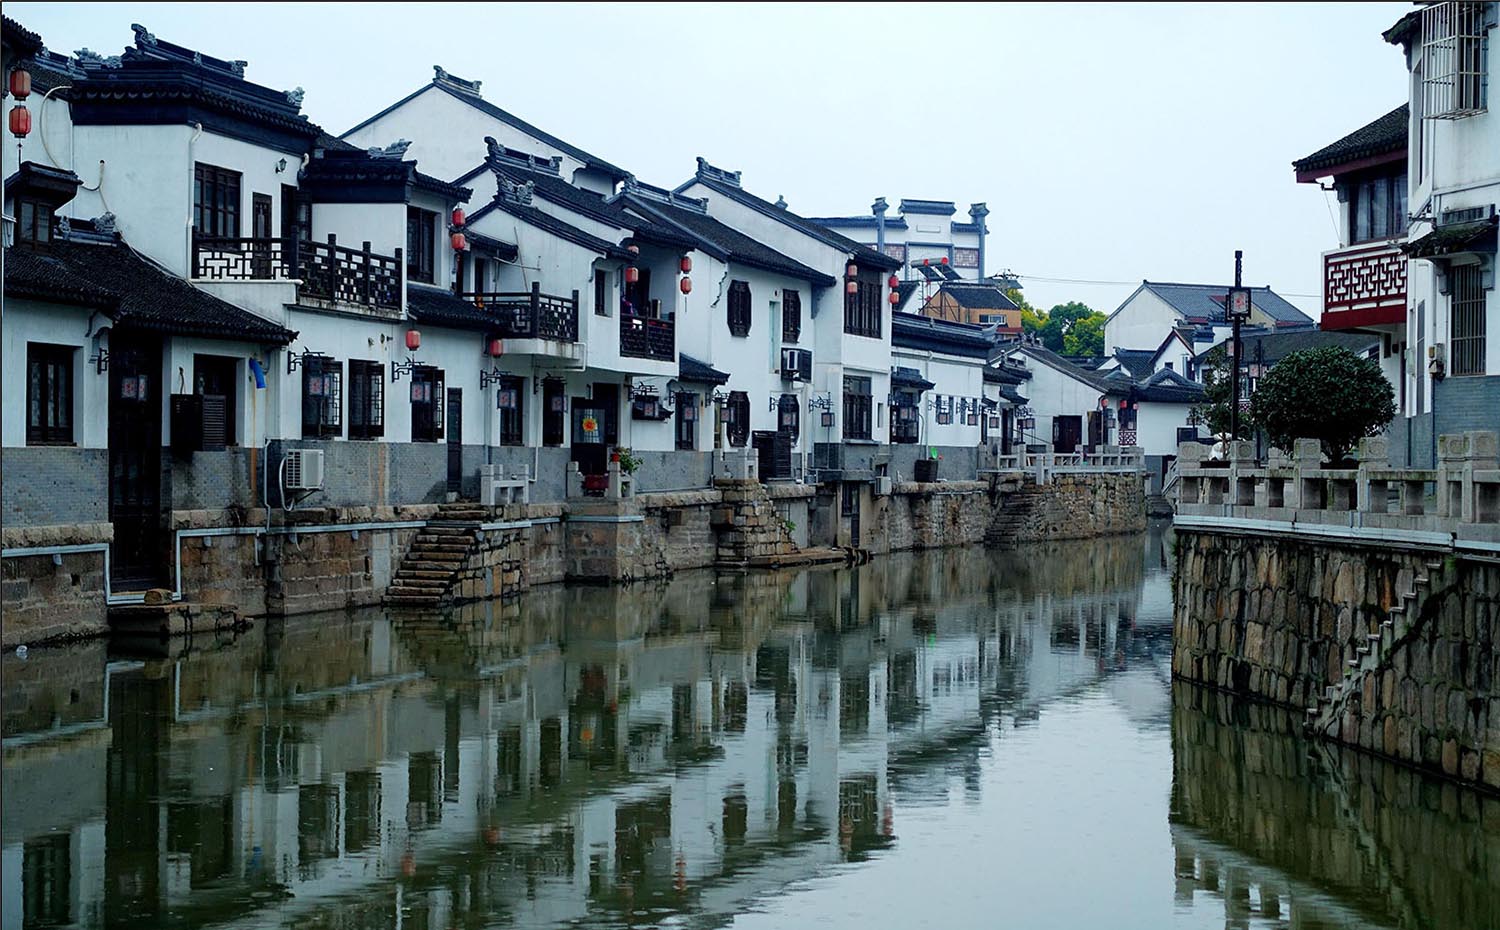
top-left (1321, 241), bottom-right (1407, 331)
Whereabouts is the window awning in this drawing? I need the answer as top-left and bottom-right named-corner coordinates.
top-left (1403, 218), bottom-right (1497, 260)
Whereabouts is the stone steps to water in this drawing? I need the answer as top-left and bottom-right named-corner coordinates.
top-left (1305, 559), bottom-right (1446, 733)
top-left (383, 504), bottom-right (485, 607)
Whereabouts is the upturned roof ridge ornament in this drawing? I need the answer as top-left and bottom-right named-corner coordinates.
top-left (367, 139), bottom-right (412, 159)
top-left (284, 87), bottom-right (305, 107)
top-left (498, 176), bottom-right (535, 206)
top-left (433, 65), bottom-right (481, 95)
top-left (131, 23), bottom-right (157, 47)
top-left (93, 212), bottom-right (117, 235)
top-left (75, 48), bottom-right (123, 69)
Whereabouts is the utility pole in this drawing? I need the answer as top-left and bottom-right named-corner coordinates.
top-left (1226, 250), bottom-right (1251, 443)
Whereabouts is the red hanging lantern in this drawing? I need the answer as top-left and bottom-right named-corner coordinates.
top-left (451, 207), bottom-right (465, 227)
top-left (888, 291), bottom-right (900, 305)
top-left (679, 276), bottom-right (692, 295)
top-left (9, 69), bottom-right (32, 100)
top-left (922, 258), bottom-right (930, 266)
top-left (625, 266), bottom-right (640, 284)
top-left (887, 274), bottom-right (899, 289)
top-left (846, 280), bottom-right (858, 295)
top-left (846, 262), bottom-right (858, 278)
top-left (940, 256), bottom-right (949, 264)
top-left (680, 255), bottom-right (692, 274)
top-left (488, 337), bottom-right (504, 357)
top-left (450, 231), bottom-right (468, 252)
top-left (405, 329), bottom-right (421, 351)
top-left (8, 104), bottom-right (30, 139)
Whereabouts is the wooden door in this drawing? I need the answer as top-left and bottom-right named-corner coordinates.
top-left (1053, 415), bottom-right (1082, 454)
top-left (109, 333), bottom-right (164, 588)
top-left (446, 388), bottom-right (463, 495)
top-left (570, 399), bottom-right (607, 476)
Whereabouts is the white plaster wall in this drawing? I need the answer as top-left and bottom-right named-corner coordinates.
top-left (1135, 401), bottom-right (1195, 458)
top-left (891, 348), bottom-right (985, 448)
top-left (163, 336), bottom-right (278, 448)
top-left (1003, 351), bottom-right (1103, 450)
top-left (1, 299), bottom-right (108, 448)
top-left (341, 85), bottom-right (588, 187)
top-left (1105, 289), bottom-right (1180, 354)
top-left (311, 202), bottom-right (406, 257)
top-left (1, 82), bottom-right (75, 178)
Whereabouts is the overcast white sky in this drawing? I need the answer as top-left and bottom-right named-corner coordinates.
top-left (11, 2), bottom-right (1412, 315)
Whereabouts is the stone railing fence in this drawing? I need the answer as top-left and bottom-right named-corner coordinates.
top-left (1175, 431), bottom-right (1500, 551)
top-left (989, 446), bottom-right (1144, 485)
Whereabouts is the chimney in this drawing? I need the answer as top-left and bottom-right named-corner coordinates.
top-left (873, 197), bottom-right (889, 263)
top-left (969, 203), bottom-right (989, 280)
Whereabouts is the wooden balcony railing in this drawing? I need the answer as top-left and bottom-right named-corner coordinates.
top-left (620, 313), bottom-right (675, 361)
top-left (1322, 241), bottom-right (1406, 330)
top-left (459, 282), bottom-right (579, 343)
top-left (192, 235), bottom-right (403, 312)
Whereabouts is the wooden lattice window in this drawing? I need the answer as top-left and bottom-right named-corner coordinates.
top-left (349, 360), bottom-right (385, 439)
top-left (406, 207), bottom-right (437, 283)
top-left (843, 376), bottom-right (872, 440)
top-left (26, 343), bottom-right (73, 444)
top-left (782, 289), bottom-right (801, 343)
top-left (410, 365), bottom-right (444, 442)
top-left (194, 163), bottom-right (241, 238)
top-left (726, 390), bottom-right (750, 447)
top-left (675, 392), bottom-right (698, 450)
top-left (844, 267), bottom-right (882, 338)
top-left (728, 280), bottom-right (752, 337)
top-left (301, 356), bottom-right (342, 439)
top-left (778, 393), bottom-right (800, 442)
top-left (497, 375), bottom-right (525, 445)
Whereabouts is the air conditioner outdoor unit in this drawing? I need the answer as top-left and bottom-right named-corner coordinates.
top-left (874, 476), bottom-right (893, 497)
top-left (780, 347), bottom-right (812, 381)
top-left (283, 449), bottom-right (325, 490)
top-left (1428, 343), bottom-right (1446, 379)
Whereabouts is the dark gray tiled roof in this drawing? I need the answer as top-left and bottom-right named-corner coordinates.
top-left (1130, 368), bottom-right (1204, 404)
top-left (468, 195), bottom-right (634, 260)
top-left (1112, 348), bottom-right (1157, 380)
top-left (939, 282), bottom-right (1018, 311)
top-left (892, 312), bottom-right (993, 359)
top-left (679, 354), bottom-right (729, 385)
top-left (687, 172), bottom-right (902, 271)
top-left (5, 233), bottom-right (294, 343)
top-left (1292, 105), bottom-right (1408, 178)
top-left (1142, 281), bottom-right (1312, 327)
top-left (1195, 329), bottom-right (1379, 365)
top-left (622, 194), bottom-right (835, 286)
top-left (406, 284), bottom-right (498, 332)
top-left (1002, 343), bottom-right (1124, 394)
top-left (891, 366), bottom-right (936, 391)
top-left (3, 15), bottom-right (44, 58)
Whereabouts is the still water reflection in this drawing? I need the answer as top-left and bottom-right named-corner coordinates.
top-left (4, 524), bottom-right (1496, 929)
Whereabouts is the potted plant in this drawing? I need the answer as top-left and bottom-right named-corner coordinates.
top-left (615, 447), bottom-right (642, 475)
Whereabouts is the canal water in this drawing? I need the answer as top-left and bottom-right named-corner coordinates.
top-left (3, 523), bottom-right (1496, 930)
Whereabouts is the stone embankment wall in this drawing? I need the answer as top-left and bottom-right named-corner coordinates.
top-left (4, 472), bottom-right (1144, 646)
top-left (1172, 685), bottom-right (1500, 930)
top-left (1174, 529), bottom-right (1500, 790)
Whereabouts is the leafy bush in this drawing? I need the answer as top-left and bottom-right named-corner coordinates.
top-left (1248, 346), bottom-right (1395, 462)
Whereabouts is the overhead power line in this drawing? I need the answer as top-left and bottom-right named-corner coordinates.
top-left (1010, 272), bottom-right (1320, 300)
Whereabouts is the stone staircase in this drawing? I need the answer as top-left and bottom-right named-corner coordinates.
top-left (384, 502), bottom-right (487, 609)
top-left (984, 482), bottom-right (1047, 548)
top-left (1304, 558), bottom-right (1448, 738)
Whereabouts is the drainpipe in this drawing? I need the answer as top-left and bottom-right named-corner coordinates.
top-left (186, 123), bottom-right (203, 275)
top-left (970, 203), bottom-right (989, 281)
top-left (872, 197), bottom-right (888, 264)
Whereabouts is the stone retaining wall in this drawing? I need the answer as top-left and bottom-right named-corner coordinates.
top-left (1173, 528), bottom-right (1500, 790)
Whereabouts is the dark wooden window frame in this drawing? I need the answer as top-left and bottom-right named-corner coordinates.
top-left (26, 342), bottom-right (74, 444)
top-left (348, 360), bottom-right (385, 439)
top-left (844, 268), bottom-right (883, 338)
top-left (406, 207), bottom-right (437, 284)
top-left (726, 390), bottom-right (751, 447)
top-left (1345, 170), bottom-right (1408, 245)
top-left (194, 163), bottom-right (242, 238)
top-left (778, 393), bottom-right (800, 442)
top-left (15, 198), bottom-right (52, 244)
top-left (542, 377), bottom-right (566, 446)
top-left (193, 354), bottom-right (238, 447)
top-left (301, 357), bottom-right (343, 439)
top-left (842, 375), bottom-right (873, 440)
top-left (782, 289), bottom-right (801, 343)
top-left (675, 391), bottom-right (698, 450)
top-left (410, 365), bottom-right (445, 442)
top-left (497, 375), bottom-right (525, 446)
top-left (594, 268), bottom-right (609, 317)
top-left (728, 280), bottom-right (752, 337)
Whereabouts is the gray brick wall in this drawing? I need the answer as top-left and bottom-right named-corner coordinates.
top-left (633, 451), bottom-right (712, 492)
top-left (167, 449), bottom-right (260, 511)
top-left (1, 447), bottom-right (108, 527)
top-left (889, 444), bottom-right (979, 482)
top-left (1435, 375), bottom-right (1500, 444)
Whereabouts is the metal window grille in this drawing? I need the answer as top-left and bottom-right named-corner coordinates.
top-left (1423, 1), bottom-right (1488, 119)
top-left (349, 360), bottom-right (384, 439)
top-left (1450, 263), bottom-right (1487, 375)
top-left (302, 358), bottom-right (343, 439)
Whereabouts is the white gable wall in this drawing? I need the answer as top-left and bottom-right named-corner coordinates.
top-left (1104, 288), bottom-right (1180, 354)
top-left (1004, 351), bottom-right (1103, 450)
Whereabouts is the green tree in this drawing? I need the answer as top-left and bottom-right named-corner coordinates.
top-left (1037, 301), bottom-right (1103, 355)
top-left (1063, 313), bottom-right (1105, 356)
top-left (1248, 346), bottom-right (1395, 462)
top-left (1190, 344), bottom-right (1234, 440)
top-left (1006, 288), bottom-right (1047, 337)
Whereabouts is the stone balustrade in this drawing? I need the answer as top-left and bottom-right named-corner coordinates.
top-left (990, 445), bottom-right (1144, 485)
top-left (1175, 431), bottom-right (1500, 553)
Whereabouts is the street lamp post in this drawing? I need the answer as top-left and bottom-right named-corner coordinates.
top-left (1226, 250), bottom-right (1252, 442)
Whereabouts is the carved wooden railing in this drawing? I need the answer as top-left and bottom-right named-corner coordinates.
top-left (459, 282), bottom-right (579, 343)
top-left (192, 235), bottom-right (403, 312)
top-left (620, 314), bottom-right (675, 361)
top-left (1322, 241), bottom-right (1406, 327)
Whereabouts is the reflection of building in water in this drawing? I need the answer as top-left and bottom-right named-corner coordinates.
top-left (2, 541), bottom-right (1154, 930)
